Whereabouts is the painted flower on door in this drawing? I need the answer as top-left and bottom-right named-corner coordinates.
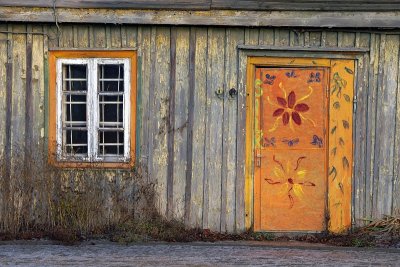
top-left (268, 83), bottom-right (316, 132)
top-left (265, 156), bottom-right (316, 208)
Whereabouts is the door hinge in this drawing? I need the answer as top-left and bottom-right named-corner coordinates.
top-left (353, 95), bottom-right (357, 113)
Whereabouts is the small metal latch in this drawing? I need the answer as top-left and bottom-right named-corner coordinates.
top-left (255, 150), bottom-right (264, 167)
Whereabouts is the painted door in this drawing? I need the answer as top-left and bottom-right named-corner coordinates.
top-left (255, 67), bottom-right (328, 231)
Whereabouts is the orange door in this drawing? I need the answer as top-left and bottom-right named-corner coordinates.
top-left (256, 67), bottom-right (328, 232)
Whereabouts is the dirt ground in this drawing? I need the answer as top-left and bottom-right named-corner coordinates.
top-left (0, 240), bottom-right (399, 266)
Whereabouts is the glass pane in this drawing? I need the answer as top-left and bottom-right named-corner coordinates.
top-left (98, 131), bottom-right (124, 156)
top-left (100, 64), bottom-right (124, 79)
top-left (99, 81), bottom-right (124, 92)
top-left (98, 64), bottom-right (124, 92)
top-left (61, 64), bottom-right (88, 158)
top-left (64, 130), bottom-right (88, 155)
top-left (63, 64), bottom-right (87, 91)
top-left (65, 80), bottom-right (87, 91)
top-left (99, 96), bottom-right (124, 123)
top-left (66, 64), bottom-right (87, 79)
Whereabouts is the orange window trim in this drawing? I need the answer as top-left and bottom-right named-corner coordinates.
top-left (48, 50), bottom-right (137, 169)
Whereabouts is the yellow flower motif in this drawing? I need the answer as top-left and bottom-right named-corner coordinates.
top-left (265, 156), bottom-right (316, 208)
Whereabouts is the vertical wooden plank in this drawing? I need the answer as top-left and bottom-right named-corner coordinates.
top-left (46, 25), bottom-right (59, 49)
top-left (43, 25), bottom-right (50, 155)
top-left (137, 26), bottom-right (151, 179)
top-left (0, 25), bottom-right (5, 227)
top-left (393, 39), bottom-right (400, 214)
top-left (374, 34), bottom-right (399, 218)
top-left (304, 31), bottom-right (310, 46)
top-left (3, 24), bottom-right (13, 231)
top-left (372, 34), bottom-right (386, 219)
top-left (338, 32), bottom-right (344, 47)
top-left (110, 25), bottom-right (122, 48)
top-left (11, 24), bottom-right (27, 162)
top-left (121, 26), bottom-right (127, 48)
top-left (76, 25), bottom-right (90, 48)
top-left (325, 31), bottom-right (338, 47)
top-left (72, 25), bottom-right (78, 48)
top-left (0, 24), bottom-right (7, 158)
top-left (125, 25), bottom-right (138, 48)
top-left (152, 27), bottom-right (171, 217)
top-left (89, 25), bottom-right (94, 48)
top-left (221, 27), bottom-right (244, 233)
top-left (189, 27), bottom-right (207, 228)
top-left (321, 31), bottom-right (327, 47)
top-left (0, 24), bottom-right (8, 226)
top-left (31, 25), bottom-right (45, 223)
top-left (59, 24), bottom-right (73, 48)
top-left (245, 28), bottom-right (259, 46)
top-left (106, 25), bottom-right (112, 48)
top-left (184, 27), bottom-right (196, 225)
top-left (92, 25), bottom-right (106, 48)
top-left (342, 32), bottom-right (356, 47)
top-left (328, 59), bottom-right (355, 233)
top-left (258, 28), bottom-right (274, 46)
top-left (171, 27), bottom-right (190, 220)
top-left (353, 34), bottom-right (370, 226)
top-left (353, 33), bottom-right (371, 226)
top-left (203, 27), bottom-right (225, 231)
top-left (289, 30), bottom-right (303, 47)
top-left (274, 29), bottom-right (290, 46)
top-left (366, 34), bottom-right (380, 219)
top-left (309, 31), bottom-right (321, 47)
top-left (25, 25), bottom-right (33, 156)
top-left (147, 26), bottom-right (156, 187)
top-left (166, 27), bottom-right (176, 219)
top-left (237, 49), bottom-right (247, 232)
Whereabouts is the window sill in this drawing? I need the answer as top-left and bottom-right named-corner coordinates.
top-left (48, 157), bottom-right (135, 169)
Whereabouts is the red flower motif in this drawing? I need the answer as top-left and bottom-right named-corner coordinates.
top-left (272, 91), bottom-right (310, 126)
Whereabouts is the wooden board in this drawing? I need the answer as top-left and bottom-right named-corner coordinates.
top-left (0, 0), bottom-right (211, 9)
top-left (189, 27), bottom-right (207, 228)
top-left (2, 0), bottom-right (400, 11)
top-left (211, 0), bottom-right (400, 11)
top-left (328, 59), bottom-right (355, 233)
top-left (2, 8), bottom-right (400, 28)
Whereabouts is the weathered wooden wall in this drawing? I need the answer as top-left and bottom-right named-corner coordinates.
top-left (0, 23), bottom-right (399, 233)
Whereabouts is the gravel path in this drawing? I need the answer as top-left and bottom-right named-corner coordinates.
top-left (0, 241), bottom-right (399, 266)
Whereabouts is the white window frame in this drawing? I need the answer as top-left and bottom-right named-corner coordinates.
top-left (56, 58), bottom-right (131, 163)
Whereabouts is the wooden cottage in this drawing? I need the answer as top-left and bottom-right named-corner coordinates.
top-left (0, 1), bottom-right (399, 234)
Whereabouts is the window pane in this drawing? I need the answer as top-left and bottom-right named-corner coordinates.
top-left (64, 95), bottom-right (87, 123)
top-left (66, 64), bottom-right (87, 79)
top-left (100, 64), bottom-right (124, 79)
top-left (65, 80), bottom-right (87, 91)
top-left (99, 81), bottom-right (124, 92)
top-left (98, 131), bottom-right (124, 156)
top-left (63, 64), bottom-right (87, 91)
top-left (99, 95), bottom-right (124, 124)
top-left (64, 130), bottom-right (88, 155)
top-left (99, 64), bottom-right (124, 92)
top-left (62, 64), bottom-right (88, 158)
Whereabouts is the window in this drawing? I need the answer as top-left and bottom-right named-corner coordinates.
top-left (49, 51), bottom-right (136, 168)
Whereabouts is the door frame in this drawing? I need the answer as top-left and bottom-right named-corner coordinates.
top-left (238, 47), bottom-right (368, 233)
